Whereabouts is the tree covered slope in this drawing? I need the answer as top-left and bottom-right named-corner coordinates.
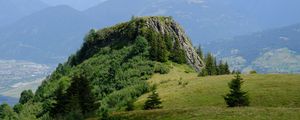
top-left (8, 16), bottom-right (203, 119)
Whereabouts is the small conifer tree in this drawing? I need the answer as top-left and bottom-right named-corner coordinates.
top-left (224, 62), bottom-right (231, 74)
top-left (224, 73), bottom-right (249, 107)
top-left (143, 91), bottom-right (162, 110)
top-left (196, 44), bottom-right (204, 60)
top-left (170, 39), bottom-right (186, 64)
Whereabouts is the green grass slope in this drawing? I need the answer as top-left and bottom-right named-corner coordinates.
top-left (110, 63), bottom-right (300, 120)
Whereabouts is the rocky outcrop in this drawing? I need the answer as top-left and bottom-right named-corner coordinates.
top-left (142, 16), bottom-right (204, 71)
top-left (77, 16), bottom-right (204, 71)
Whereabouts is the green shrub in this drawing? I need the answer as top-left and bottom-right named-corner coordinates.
top-left (154, 63), bottom-right (170, 74)
top-left (132, 36), bottom-right (149, 55)
top-left (0, 103), bottom-right (18, 120)
top-left (19, 90), bottom-right (34, 104)
top-left (101, 82), bottom-right (149, 110)
top-left (13, 103), bottom-right (23, 114)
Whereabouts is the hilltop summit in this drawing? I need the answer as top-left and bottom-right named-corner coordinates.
top-left (70, 16), bottom-right (204, 71)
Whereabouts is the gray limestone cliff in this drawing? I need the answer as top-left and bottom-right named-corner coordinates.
top-left (142, 16), bottom-right (204, 71)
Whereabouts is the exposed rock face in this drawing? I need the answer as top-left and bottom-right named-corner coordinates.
top-left (142, 17), bottom-right (204, 71)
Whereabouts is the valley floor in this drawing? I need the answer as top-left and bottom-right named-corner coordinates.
top-left (100, 63), bottom-right (300, 120)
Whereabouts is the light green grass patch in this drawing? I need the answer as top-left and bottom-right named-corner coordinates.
top-left (110, 64), bottom-right (300, 120)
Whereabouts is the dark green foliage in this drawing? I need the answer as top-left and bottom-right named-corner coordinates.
top-left (101, 82), bottom-right (149, 111)
top-left (125, 99), bottom-right (135, 111)
top-left (170, 39), bottom-right (186, 64)
top-left (37, 41), bottom-right (158, 118)
top-left (68, 23), bottom-right (136, 66)
top-left (196, 45), bottom-right (204, 60)
top-left (99, 107), bottom-right (109, 120)
top-left (143, 91), bottom-right (163, 110)
top-left (63, 110), bottom-right (84, 120)
top-left (224, 73), bottom-right (250, 107)
top-left (232, 70), bottom-right (241, 74)
top-left (51, 73), bottom-right (99, 118)
top-left (19, 90), bottom-right (34, 104)
top-left (200, 53), bottom-right (217, 76)
top-left (0, 103), bottom-right (17, 120)
top-left (133, 36), bottom-right (149, 55)
top-left (50, 82), bottom-right (68, 117)
top-left (34, 63), bottom-right (71, 102)
top-left (143, 27), bottom-right (186, 64)
top-left (148, 31), bottom-right (169, 62)
top-left (224, 62), bottom-right (231, 74)
top-left (217, 61), bottom-right (231, 75)
top-left (13, 104), bottom-right (23, 114)
top-left (217, 61), bottom-right (225, 75)
top-left (197, 48), bottom-right (231, 76)
top-left (198, 68), bottom-right (208, 77)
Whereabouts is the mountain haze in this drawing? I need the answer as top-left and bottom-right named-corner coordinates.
top-left (0, 0), bottom-right (48, 27)
top-left (41, 0), bottom-right (107, 11)
top-left (207, 23), bottom-right (300, 73)
top-left (0, 5), bottom-right (93, 64)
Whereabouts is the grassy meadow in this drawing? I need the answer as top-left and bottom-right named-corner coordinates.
top-left (108, 63), bottom-right (300, 120)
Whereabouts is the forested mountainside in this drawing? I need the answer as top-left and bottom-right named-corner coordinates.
top-left (6, 16), bottom-right (203, 119)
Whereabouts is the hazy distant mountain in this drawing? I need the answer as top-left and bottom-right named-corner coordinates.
top-left (41, 0), bottom-right (107, 11)
top-left (0, 5), bottom-right (93, 64)
top-left (85, 0), bottom-right (260, 43)
top-left (206, 23), bottom-right (300, 73)
top-left (1, 0), bottom-right (300, 67)
top-left (85, 0), bottom-right (300, 44)
top-left (228, 0), bottom-right (300, 29)
top-left (0, 0), bottom-right (48, 27)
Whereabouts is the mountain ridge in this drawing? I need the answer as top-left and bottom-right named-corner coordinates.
top-left (0, 0), bottom-right (48, 27)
